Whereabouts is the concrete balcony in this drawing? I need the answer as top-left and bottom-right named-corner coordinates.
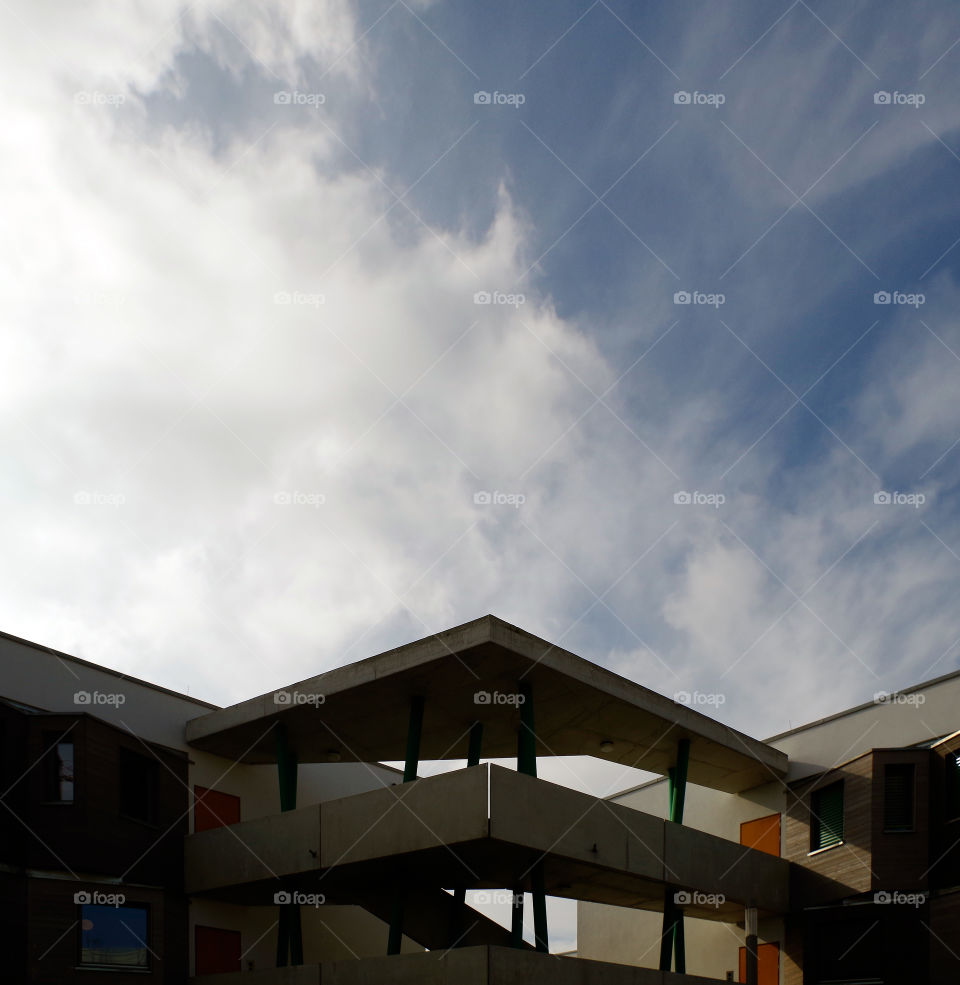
top-left (185, 764), bottom-right (788, 922)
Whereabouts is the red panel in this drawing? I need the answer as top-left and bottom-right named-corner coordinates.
top-left (195, 925), bottom-right (241, 975)
top-left (194, 785), bottom-right (240, 832)
top-left (739, 942), bottom-right (779, 984)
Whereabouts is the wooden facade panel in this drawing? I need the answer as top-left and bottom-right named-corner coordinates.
top-left (783, 751), bottom-right (874, 897)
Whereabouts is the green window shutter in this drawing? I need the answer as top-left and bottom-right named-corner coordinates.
top-left (812, 780), bottom-right (844, 850)
top-left (883, 763), bottom-right (914, 831)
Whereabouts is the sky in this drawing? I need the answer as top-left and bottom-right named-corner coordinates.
top-left (3, 0), bottom-right (960, 953)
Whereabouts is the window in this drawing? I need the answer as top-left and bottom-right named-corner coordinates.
top-left (118, 747), bottom-right (158, 824)
top-left (78, 903), bottom-right (150, 969)
top-left (883, 763), bottom-right (915, 831)
top-left (810, 780), bottom-right (844, 851)
top-left (946, 752), bottom-right (960, 821)
top-left (42, 732), bottom-right (74, 802)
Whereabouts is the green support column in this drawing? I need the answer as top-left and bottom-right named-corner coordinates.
top-left (516, 681), bottom-right (548, 952)
top-left (275, 725), bottom-right (303, 967)
top-left (388, 696), bottom-right (425, 955)
top-left (659, 738), bottom-right (690, 972)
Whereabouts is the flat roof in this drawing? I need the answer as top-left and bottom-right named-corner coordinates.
top-left (185, 615), bottom-right (787, 793)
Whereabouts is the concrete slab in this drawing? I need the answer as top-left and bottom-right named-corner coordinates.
top-left (186, 805), bottom-right (321, 894)
top-left (186, 766), bottom-right (788, 917)
top-left (188, 947), bottom-right (731, 985)
top-left (185, 616), bottom-right (785, 793)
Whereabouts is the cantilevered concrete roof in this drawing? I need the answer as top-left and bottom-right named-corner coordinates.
top-left (185, 615), bottom-right (786, 792)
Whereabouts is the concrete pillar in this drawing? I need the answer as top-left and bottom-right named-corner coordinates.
top-left (745, 904), bottom-right (759, 985)
top-left (452, 722), bottom-right (484, 945)
top-left (517, 680), bottom-right (548, 952)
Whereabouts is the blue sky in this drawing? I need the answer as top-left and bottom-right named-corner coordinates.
top-left (4, 0), bottom-right (960, 954)
top-left (4, 0), bottom-right (960, 731)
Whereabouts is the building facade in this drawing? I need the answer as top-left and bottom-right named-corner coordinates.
top-left (1, 615), bottom-right (958, 983)
top-left (578, 674), bottom-right (960, 983)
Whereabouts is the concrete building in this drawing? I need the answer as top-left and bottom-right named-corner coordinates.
top-left (1, 614), bottom-right (958, 983)
top-left (578, 670), bottom-right (960, 982)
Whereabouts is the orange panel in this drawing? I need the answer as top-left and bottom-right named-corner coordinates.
top-left (739, 942), bottom-right (779, 985)
top-left (194, 785), bottom-right (241, 832)
top-left (740, 813), bottom-right (781, 857)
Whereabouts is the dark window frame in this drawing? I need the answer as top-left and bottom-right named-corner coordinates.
top-left (118, 746), bottom-right (159, 826)
top-left (810, 779), bottom-right (844, 852)
top-left (76, 901), bottom-right (151, 971)
top-left (882, 762), bottom-right (915, 833)
top-left (41, 730), bottom-right (75, 804)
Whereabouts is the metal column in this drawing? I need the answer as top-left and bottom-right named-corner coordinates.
top-left (387, 695), bottom-right (425, 955)
top-left (659, 737), bottom-right (690, 973)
